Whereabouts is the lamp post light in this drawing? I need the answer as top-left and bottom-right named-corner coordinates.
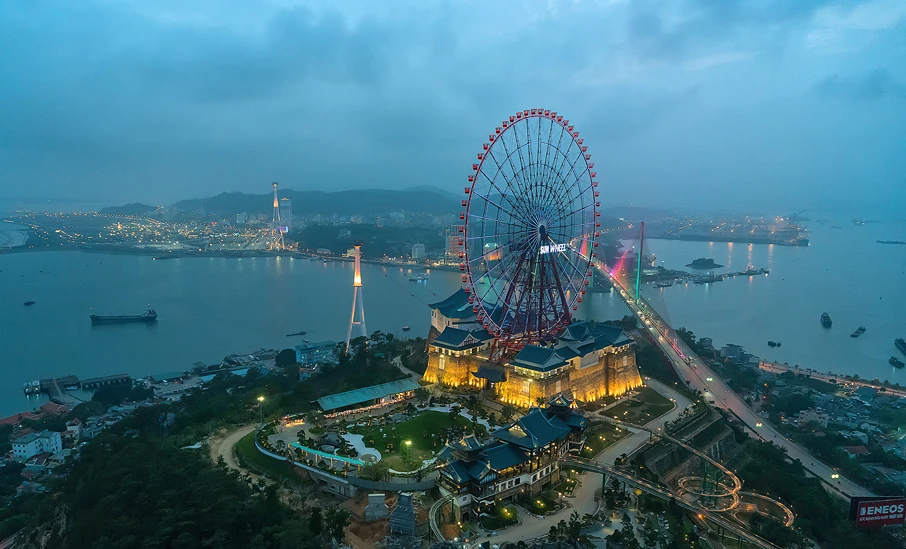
top-left (404, 440), bottom-right (412, 468)
top-left (257, 395), bottom-right (265, 425)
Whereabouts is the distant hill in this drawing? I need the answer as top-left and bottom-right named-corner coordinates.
top-left (98, 202), bottom-right (158, 215)
top-left (172, 188), bottom-right (460, 216)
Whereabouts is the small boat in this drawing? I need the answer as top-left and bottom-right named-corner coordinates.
top-left (655, 281), bottom-right (673, 288)
top-left (768, 341), bottom-right (777, 348)
top-left (23, 301), bottom-right (36, 306)
top-left (896, 338), bottom-right (906, 356)
top-left (408, 273), bottom-right (428, 282)
top-left (890, 357), bottom-right (905, 369)
top-left (402, 325), bottom-right (411, 332)
top-left (820, 313), bottom-right (832, 328)
top-left (850, 326), bottom-right (866, 338)
top-left (286, 331), bottom-right (307, 337)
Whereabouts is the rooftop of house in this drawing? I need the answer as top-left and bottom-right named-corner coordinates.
top-left (438, 396), bottom-right (587, 484)
top-left (39, 402), bottom-right (70, 415)
top-left (431, 327), bottom-right (493, 351)
top-left (843, 445), bottom-right (870, 456)
top-left (315, 378), bottom-right (421, 411)
top-left (12, 430), bottom-right (60, 445)
top-left (429, 288), bottom-right (477, 320)
top-left (510, 321), bottom-right (632, 373)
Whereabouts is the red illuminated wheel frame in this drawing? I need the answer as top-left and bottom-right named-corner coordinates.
top-left (460, 108), bottom-right (600, 355)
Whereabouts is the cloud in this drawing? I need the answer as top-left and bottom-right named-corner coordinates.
top-left (806, 0), bottom-right (906, 50)
top-left (0, 0), bottom-right (904, 214)
top-left (813, 69), bottom-right (906, 101)
top-left (622, 0), bottom-right (835, 62)
top-left (684, 51), bottom-right (755, 71)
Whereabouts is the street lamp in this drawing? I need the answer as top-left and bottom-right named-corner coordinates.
top-left (257, 395), bottom-right (265, 425)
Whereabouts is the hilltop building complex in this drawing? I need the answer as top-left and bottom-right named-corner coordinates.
top-left (423, 289), bottom-right (643, 408)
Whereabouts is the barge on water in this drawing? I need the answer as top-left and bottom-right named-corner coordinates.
top-left (91, 307), bottom-right (157, 325)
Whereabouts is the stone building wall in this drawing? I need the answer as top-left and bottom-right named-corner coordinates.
top-left (494, 346), bottom-right (642, 408)
top-left (604, 348), bottom-right (644, 397)
top-left (496, 368), bottom-right (571, 408)
top-left (423, 352), bottom-right (483, 387)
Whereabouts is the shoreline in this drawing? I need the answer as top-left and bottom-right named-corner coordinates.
top-left (0, 242), bottom-right (464, 273)
top-left (0, 229), bottom-right (29, 249)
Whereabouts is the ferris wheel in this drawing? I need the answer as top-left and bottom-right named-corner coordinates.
top-left (459, 108), bottom-right (600, 355)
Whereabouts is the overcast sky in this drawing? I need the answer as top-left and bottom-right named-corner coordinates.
top-left (1, 0), bottom-right (904, 214)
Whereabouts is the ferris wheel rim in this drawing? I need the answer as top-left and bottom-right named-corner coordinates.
top-left (460, 108), bottom-right (601, 347)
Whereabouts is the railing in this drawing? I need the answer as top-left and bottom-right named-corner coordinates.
top-left (347, 475), bottom-right (436, 491)
top-left (254, 428), bottom-right (351, 484)
top-left (429, 495), bottom-right (453, 541)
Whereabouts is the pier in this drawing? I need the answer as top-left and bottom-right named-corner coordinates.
top-left (81, 373), bottom-right (131, 390)
top-left (39, 375), bottom-right (83, 407)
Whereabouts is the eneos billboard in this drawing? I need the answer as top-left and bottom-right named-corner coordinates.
top-left (850, 497), bottom-right (906, 528)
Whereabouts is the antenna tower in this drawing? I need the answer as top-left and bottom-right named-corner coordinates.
top-left (271, 182), bottom-right (285, 251)
top-left (345, 245), bottom-right (367, 352)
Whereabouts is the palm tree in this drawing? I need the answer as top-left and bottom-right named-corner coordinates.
top-left (535, 396), bottom-right (546, 407)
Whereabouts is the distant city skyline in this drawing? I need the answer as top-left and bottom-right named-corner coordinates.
top-left (1, 0), bottom-right (905, 215)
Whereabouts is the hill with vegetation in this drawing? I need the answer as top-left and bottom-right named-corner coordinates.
top-left (173, 187), bottom-right (460, 216)
top-left (97, 202), bottom-right (158, 215)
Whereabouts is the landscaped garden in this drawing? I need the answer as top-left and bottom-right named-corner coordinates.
top-left (581, 422), bottom-right (627, 458)
top-left (518, 490), bottom-right (563, 515)
top-left (605, 386), bottom-right (674, 424)
top-left (479, 503), bottom-right (519, 531)
top-left (347, 409), bottom-right (487, 470)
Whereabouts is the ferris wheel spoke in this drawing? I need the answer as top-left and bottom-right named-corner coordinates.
top-left (537, 122), bottom-right (567, 202)
top-left (496, 131), bottom-right (534, 203)
top-left (510, 126), bottom-right (534, 205)
top-left (470, 184), bottom-right (530, 229)
top-left (481, 151), bottom-right (534, 222)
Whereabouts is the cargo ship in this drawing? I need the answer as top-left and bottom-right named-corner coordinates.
top-left (91, 307), bottom-right (157, 325)
top-left (820, 312), bottom-right (832, 328)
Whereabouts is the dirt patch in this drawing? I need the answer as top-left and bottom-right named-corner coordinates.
top-left (208, 424), bottom-right (264, 485)
top-left (346, 519), bottom-right (390, 549)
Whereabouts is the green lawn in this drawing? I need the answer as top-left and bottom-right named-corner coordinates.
top-left (580, 423), bottom-right (627, 458)
top-left (606, 386), bottom-right (674, 425)
top-left (235, 432), bottom-right (299, 484)
top-left (349, 410), bottom-right (485, 467)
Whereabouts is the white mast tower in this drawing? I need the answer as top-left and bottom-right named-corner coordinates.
top-left (345, 245), bottom-right (367, 352)
top-left (270, 182), bottom-right (284, 251)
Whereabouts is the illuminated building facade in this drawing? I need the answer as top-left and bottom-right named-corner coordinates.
top-left (423, 290), bottom-right (643, 406)
top-left (436, 396), bottom-right (587, 521)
